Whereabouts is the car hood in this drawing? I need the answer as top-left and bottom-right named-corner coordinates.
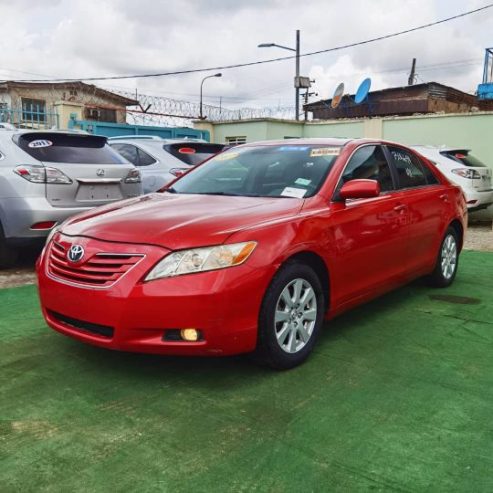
top-left (61, 192), bottom-right (303, 250)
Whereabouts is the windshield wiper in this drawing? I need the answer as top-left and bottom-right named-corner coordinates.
top-left (194, 191), bottom-right (246, 196)
top-left (166, 187), bottom-right (178, 194)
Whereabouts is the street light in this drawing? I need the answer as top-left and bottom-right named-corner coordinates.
top-left (258, 30), bottom-right (300, 120)
top-left (199, 73), bottom-right (222, 119)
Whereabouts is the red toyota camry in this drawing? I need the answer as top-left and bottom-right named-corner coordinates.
top-left (37, 138), bottom-right (466, 369)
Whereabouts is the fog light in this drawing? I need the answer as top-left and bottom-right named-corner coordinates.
top-left (180, 328), bottom-right (200, 342)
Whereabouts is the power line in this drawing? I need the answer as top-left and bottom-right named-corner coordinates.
top-left (101, 57), bottom-right (481, 104)
top-left (13, 3), bottom-right (493, 83)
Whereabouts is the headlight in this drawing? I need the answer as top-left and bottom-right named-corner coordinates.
top-left (145, 241), bottom-right (257, 281)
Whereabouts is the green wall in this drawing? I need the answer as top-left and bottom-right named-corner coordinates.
top-left (381, 113), bottom-right (493, 166)
top-left (208, 112), bottom-right (493, 167)
top-left (213, 120), bottom-right (270, 143)
top-left (305, 121), bottom-right (365, 139)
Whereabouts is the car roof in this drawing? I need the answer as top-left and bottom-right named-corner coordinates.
top-left (108, 136), bottom-right (208, 144)
top-left (238, 138), bottom-right (353, 147)
top-left (411, 145), bottom-right (471, 153)
top-left (0, 128), bottom-right (90, 137)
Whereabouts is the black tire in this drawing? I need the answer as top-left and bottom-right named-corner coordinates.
top-left (254, 261), bottom-right (325, 370)
top-left (426, 226), bottom-right (459, 288)
top-left (0, 224), bottom-right (18, 269)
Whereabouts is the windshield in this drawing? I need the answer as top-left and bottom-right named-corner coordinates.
top-left (169, 144), bottom-right (342, 198)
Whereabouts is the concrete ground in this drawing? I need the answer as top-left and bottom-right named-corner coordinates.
top-left (1, 250), bottom-right (493, 491)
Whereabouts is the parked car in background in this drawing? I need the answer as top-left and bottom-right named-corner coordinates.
top-left (0, 130), bottom-right (142, 268)
top-left (411, 146), bottom-right (493, 213)
top-left (37, 138), bottom-right (466, 369)
top-left (109, 136), bottom-right (226, 193)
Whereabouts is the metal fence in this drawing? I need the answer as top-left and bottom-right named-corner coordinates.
top-left (0, 108), bottom-right (59, 129)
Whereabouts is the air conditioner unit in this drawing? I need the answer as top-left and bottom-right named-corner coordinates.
top-left (87, 109), bottom-right (101, 120)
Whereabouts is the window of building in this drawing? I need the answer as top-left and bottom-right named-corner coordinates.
top-left (22, 98), bottom-right (46, 123)
top-left (85, 107), bottom-right (117, 123)
top-left (225, 136), bottom-right (246, 145)
top-left (387, 146), bottom-right (428, 188)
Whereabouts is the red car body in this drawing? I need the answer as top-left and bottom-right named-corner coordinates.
top-left (36, 139), bottom-right (467, 358)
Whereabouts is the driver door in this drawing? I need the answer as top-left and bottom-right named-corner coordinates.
top-left (328, 144), bottom-right (410, 306)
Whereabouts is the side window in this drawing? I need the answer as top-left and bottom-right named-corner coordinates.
top-left (388, 146), bottom-right (427, 188)
top-left (418, 158), bottom-right (439, 185)
top-left (136, 148), bottom-right (157, 166)
top-left (111, 144), bottom-right (138, 166)
top-left (339, 145), bottom-right (394, 193)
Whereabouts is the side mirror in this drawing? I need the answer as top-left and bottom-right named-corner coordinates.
top-left (339, 179), bottom-right (381, 200)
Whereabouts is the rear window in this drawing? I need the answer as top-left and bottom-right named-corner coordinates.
top-left (16, 133), bottom-right (127, 164)
top-left (163, 143), bottom-right (225, 166)
top-left (440, 150), bottom-right (488, 168)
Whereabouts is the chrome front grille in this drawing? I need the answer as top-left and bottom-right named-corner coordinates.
top-left (48, 241), bottom-right (144, 287)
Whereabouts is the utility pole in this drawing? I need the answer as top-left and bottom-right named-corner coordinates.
top-left (258, 30), bottom-right (301, 121)
top-left (303, 89), bottom-right (317, 121)
top-left (199, 73), bottom-right (222, 119)
top-left (408, 58), bottom-right (417, 86)
top-left (295, 29), bottom-right (300, 121)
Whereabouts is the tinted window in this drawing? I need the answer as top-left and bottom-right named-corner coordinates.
top-left (110, 144), bottom-right (156, 167)
top-left (138, 148), bottom-right (157, 166)
top-left (163, 143), bottom-right (225, 166)
top-left (111, 143), bottom-right (138, 165)
top-left (440, 150), bottom-right (488, 168)
top-left (171, 144), bottom-right (341, 198)
top-left (338, 145), bottom-right (394, 193)
top-left (388, 146), bottom-right (427, 188)
top-left (419, 158), bottom-right (439, 185)
top-left (16, 133), bottom-right (126, 164)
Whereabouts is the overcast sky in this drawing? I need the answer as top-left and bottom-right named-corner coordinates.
top-left (0, 0), bottom-right (491, 110)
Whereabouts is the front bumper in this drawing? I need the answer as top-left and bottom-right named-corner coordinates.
top-left (37, 235), bottom-right (269, 356)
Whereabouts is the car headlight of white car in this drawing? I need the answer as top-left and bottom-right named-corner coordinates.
top-left (145, 241), bottom-right (257, 281)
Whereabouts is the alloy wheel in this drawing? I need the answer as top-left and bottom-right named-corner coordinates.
top-left (441, 233), bottom-right (457, 280)
top-left (274, 278), bottom-right (318, 354)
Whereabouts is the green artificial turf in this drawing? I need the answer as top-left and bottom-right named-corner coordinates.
top-left (1, 251), bottom-right (493, 492)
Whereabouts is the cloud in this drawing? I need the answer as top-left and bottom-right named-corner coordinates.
top-left (0, 0), bottom-right (489, 110)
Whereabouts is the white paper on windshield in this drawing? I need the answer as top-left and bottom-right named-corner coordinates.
top-left (310, 147), bottom-right (340, 157)
top-left (281, 187), bottom-right (307, 198)
top-left (295, 178), bottom-right (311, 186)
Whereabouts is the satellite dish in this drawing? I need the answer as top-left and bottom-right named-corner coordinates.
top-left (331, 82), bottom-right (344, 109)
top-left (354, 78), bottom-right (372, 104)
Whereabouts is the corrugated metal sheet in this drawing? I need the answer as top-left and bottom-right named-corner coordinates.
top-left (305, 82), bottom-right (483, 120)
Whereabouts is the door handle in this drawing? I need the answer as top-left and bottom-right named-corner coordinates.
top-left (439, 193), bottom-right (449, 201)
top-left (393, 204), bottom-right (407, 212)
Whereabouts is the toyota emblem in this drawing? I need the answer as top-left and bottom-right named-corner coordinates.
top-left (96, 169), bottom-right (105, 177)
top-left (67, 244), bottom-right (85, 263)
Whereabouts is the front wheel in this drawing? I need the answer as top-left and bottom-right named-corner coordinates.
top-left (426, 227), bottom-right (459, 288)
top-left (254, 262), bottom-right (325, 370)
